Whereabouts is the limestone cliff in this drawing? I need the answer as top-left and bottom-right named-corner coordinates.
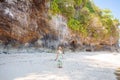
top-left (0, 0), bottom-right (50, 44)
top-left (0, 0), bottom-right (119, 51)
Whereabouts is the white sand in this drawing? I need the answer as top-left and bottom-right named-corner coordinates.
top-left (0, 51), bottom-right (120, 80)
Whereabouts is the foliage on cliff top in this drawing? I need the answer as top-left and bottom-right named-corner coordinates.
top-left (50, 0), bottom-right (120, 44)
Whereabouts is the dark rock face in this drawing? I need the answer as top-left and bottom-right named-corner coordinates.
top-left (0, 0), bottom-right (68, 49)
top-left (0, 0), bottom-right (51, 44)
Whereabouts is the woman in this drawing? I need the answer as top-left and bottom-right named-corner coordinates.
top-left (55, 46), bottom-right (64, 68)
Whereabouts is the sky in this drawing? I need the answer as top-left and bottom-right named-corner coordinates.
top-left (93, 0), bottom-right (120, 21)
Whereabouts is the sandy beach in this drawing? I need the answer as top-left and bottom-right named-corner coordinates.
top-left (0, 50), bottom-right (120, 80)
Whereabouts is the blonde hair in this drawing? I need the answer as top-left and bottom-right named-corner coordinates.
top-left (57, 46), bottom-right (63, 50)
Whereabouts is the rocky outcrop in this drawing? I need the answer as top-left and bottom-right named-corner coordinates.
top-left (0, 0), bottom-right (51, 44)
top-left (115, 68), bottom-right (120, 80)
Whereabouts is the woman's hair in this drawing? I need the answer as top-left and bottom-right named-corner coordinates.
top-left (57, 46), bottom-right (62, 50)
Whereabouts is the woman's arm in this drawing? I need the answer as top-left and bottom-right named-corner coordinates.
top-left (55, 51), bottom-right (59, 61)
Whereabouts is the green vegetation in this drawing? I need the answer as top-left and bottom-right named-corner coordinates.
top-left (50, 0), bottom-right (120, 44)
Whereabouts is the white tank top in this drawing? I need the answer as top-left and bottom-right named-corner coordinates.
top-left (58, 50), bottom-right (62, 54)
